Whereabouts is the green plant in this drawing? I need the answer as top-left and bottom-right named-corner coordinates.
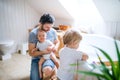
top-left (76, 40), bottom-right (120, 80)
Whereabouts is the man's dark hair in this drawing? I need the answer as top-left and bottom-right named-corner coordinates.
top-left (39, 13), bottom-right (55, 24)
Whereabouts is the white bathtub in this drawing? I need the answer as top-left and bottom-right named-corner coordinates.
top-left (79, 34), bottom-right (120, 63)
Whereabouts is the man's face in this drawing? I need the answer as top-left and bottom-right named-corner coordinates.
top-left (42, 23), bottom-right (53, 32)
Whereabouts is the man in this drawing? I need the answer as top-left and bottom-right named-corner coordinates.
top-left (29, 13), bottom-right (59, 80)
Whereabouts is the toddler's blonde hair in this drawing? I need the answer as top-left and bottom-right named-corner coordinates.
top-left (63, 29), bottom-right (82, 45)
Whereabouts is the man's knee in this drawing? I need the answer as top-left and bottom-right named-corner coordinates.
top-left (43, 66), bottom-right (52, 76)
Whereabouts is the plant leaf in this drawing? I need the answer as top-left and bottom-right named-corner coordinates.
top-left (77, 70), bottom-right (112, 80)
top-left (96, 53), bottom-right (112, 78)
top-left (114, 40), bottom-right (120, 79)
top-left (92, 45), bottom-right (116, 79)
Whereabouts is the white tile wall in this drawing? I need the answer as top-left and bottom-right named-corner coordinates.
top-left (0, 0), bottom-right (40, 52)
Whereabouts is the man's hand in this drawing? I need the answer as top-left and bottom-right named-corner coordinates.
top-left (43, 48), bottom-right (52, 54)
top-left (47, 45), bottom-right (57, 53)
top-left (53, 40), bottom-right (58, 45)
top-left (47, 46), bottom-right (52, 51)
top-left (31, 48), bottom-right (38, 53)
top-left (52, 47), bottom-right (57, 53)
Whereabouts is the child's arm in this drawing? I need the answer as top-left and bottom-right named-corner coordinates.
top-left (50, 53), bottom-right (60, 68)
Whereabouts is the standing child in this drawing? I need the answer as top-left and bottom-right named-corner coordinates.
top-left (57, 29), bottom-right (88, 80)
top-left (32, 29), bottom-right (58, 79)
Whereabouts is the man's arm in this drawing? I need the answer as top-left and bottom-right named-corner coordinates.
top-left (53, 29), bottom-right (60, 51)
top-left (53, 38), bottom-right (60, 68)
top-left (52, 35), bottom-right (60, 52)
top-left (28, 43), bottom-right (51, 57)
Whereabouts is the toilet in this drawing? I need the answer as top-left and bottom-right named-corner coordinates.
top-left (0, 40), bottom-right (14, 60)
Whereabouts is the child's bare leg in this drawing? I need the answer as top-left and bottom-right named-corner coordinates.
top-left (38, 57), bottom-right (45, 78)
top-left (51, 66), bottom-right (57, 80)
top-left (50, 53), bottom-right (60, 68)
top-left (50, 53), bottom-right (59, 79)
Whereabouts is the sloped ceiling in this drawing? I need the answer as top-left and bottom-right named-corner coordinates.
top-left (27, 0), bottom-right (73, 20)
top-left (27, 0), bottom-right (120, 22)
top-left (93, 0), bottom-right (120, 21)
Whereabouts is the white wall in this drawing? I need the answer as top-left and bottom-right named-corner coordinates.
top-left (0, 0), bottom-right (40, 51)
top-left (70, 0), bottom-right (120, 40)
top-left (92, 0), bottom-right (120, 40)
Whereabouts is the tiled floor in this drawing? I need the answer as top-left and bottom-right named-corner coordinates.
top-left (0, 53), bottom-right (31, 80)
